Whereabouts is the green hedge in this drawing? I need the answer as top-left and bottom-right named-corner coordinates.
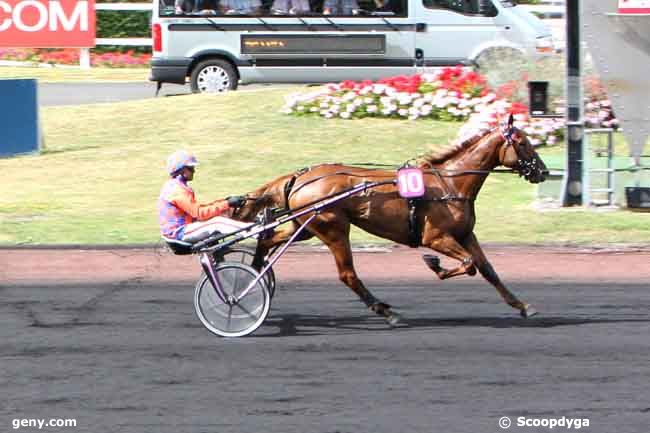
top-left (96, 1), bottom-right (151, 54)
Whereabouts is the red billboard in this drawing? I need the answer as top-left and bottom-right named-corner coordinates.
top-left (619, 0), bottom-right (650, 13)
top-left (0, 0), bottom-right (95, 47)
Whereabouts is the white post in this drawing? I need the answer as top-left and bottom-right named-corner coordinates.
top-left (79, 48), bottom-right (91, 69)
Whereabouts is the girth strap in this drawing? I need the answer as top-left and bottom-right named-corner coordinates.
top-left (407, 198), bottom-right (421, 248)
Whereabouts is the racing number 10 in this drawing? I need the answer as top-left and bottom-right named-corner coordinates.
top-left (397, 168), bottom-right (425, 198)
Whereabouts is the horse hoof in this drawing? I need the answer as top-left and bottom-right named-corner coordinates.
top-left (520, 304), bottom-right (538, 318)
top-left (386, 312), bottom-right (406, 327)
top-left (422, 254), bottom-right (441, 272)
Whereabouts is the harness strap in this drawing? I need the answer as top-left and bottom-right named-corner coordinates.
top-left (283, 176), bottom-right (297, 211)
top-left (283, 167), bottom-right (310, 210)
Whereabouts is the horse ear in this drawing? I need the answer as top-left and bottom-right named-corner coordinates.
top-left (508, 113), bottom-right (514, 128)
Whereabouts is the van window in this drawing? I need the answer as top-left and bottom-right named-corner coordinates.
top-left (159, 0), bottom-right (408, 17)
top-left (423, 0), bottom-right (497, 16)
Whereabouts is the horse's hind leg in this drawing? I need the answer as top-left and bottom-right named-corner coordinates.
top-left (422, 232), bottom-right (477, 279)
top-left (301, 212), bottom-right (403, 326)
top-left (251, 222), bottom-right (314, 269)
top-left (463, 232), bottom-right (537, 318)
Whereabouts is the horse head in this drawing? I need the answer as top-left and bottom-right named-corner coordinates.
top-left (498, 115), bottom-right (547, 184)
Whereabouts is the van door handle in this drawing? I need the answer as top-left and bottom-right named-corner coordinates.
top-left (416, 23), bottom-right (427, 32)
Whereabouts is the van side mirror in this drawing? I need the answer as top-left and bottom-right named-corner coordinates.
top-left (478, 0), bottom-right (498, 16)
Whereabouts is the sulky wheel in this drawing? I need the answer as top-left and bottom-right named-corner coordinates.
top-left (216, 247), bottom-right (276, 298)
top-left (194, 262), bottom-right (270, 338)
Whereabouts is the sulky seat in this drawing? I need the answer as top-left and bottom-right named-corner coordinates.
top-left (162, 236), bottom-right (194, 255)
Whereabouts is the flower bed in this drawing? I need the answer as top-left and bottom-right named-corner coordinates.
top-left (0, 48), bottom-right (151, 68)
top-left (282, 67), bottom-right (617, 147)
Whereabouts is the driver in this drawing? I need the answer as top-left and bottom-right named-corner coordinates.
top-left (158, 150), bottom-right (251, 243)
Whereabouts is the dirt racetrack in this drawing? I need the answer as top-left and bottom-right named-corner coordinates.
top-left (3, 244), bottom-right (650, 285)
top-left (1, 245), bottom-right (650, 433)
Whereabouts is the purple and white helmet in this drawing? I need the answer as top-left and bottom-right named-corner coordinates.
top-left (166, 150), bottom-right (198, 175)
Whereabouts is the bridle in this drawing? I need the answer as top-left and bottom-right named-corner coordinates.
top-left (500, 123), bottom-right (541, 180)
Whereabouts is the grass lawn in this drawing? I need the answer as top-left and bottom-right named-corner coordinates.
top-left (1, 86), bottom-right (649, 246)
top-left (0, 66), bottom-right (148, 82)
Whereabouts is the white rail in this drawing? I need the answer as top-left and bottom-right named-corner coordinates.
top-left (80, 3), bottom-right (153, 69)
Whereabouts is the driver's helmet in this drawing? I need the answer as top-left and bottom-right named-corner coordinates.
top-left (166, 150), bottom-right (198, 175)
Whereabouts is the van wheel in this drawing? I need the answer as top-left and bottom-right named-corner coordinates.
top-left (190, 59), bottom-right (238, 93)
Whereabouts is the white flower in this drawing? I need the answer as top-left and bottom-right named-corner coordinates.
top-left (296, 106), bottom-right (305, 112)
top-left (310, 107), bottom-right (319, 112)
top-left (481, 93), bottom-right (497, 103)
top-left (408, 115), bottom-right (419, 121)
top-left (367, 105), bottom-right (378, 113)
top-left (340, 112), bottom-right (351, 119)
top-left (420, 73), bottom-right (436, 83)
top-left (364, 97), bottom-right (374, 104)
top-left (319, 102), bottom-right (329, 109)
top-left (398, 108), bottom-right (409, 117)
top-left (324, 113), bottom-right (333, 119)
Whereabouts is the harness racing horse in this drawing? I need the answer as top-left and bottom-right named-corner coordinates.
top-left (234, 117), bottom-right (547, 326)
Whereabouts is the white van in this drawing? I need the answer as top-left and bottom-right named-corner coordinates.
top-left (150, 0), bottom-right (553, 93)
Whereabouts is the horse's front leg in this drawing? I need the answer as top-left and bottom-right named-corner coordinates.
top-left (462, 232), bottom-right (537, 318)
top-left (422, 232), bottom-right (477, 280)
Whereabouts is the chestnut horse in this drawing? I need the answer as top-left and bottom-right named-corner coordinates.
top-left (234, 119), bottom-right (547, 325)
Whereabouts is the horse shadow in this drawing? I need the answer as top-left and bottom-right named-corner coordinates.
top-left (258, 313), bottom-right (650, 337)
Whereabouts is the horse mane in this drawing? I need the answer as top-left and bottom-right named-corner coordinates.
top-left (422, 129), bottom-right (493, 165)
